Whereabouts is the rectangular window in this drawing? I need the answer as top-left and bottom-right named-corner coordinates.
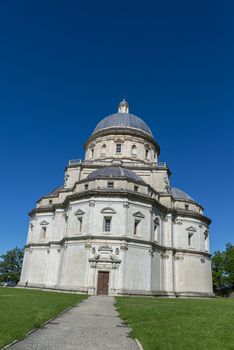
top-left (107, 182), bottom-right (114, 188)
top-left (188, 233), bottom-right (193, 246)
top-left (134, 185), bottom-right (139, 192)
top-left (145, 149), bottom-right (149, 159)
top-left (104, 217), bottom-right (111, 232)
top-left (41, 226), bottom-right (47, 239)
top-left (185, 204), bottom-right (189, 210)
top-left (116, 143), bottom-right (122, 153)
top-left (84, 184), bottom-right (89, 190)
top-left (78, 217), bottom-right (83, 232)
top-left (134, 220), bottom-right (140, 235)
top-left (204, 232), bottom-right (208, 250)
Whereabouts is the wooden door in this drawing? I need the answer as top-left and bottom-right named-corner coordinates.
top-left (97, 271), bottom-right (109, 295)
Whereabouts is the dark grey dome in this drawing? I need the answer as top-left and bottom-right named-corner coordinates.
top-left (47, 186), bottom-right (63, 197)
top-left (86, 166), bottom-right (145, 183)
top-left (170, 187), bottom-right (194, 202)
top-left (93, 112), bottom-right (153, 137)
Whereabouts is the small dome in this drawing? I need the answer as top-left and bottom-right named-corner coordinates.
top-left (86, 166), bottom-right (145, 184)
top-left (47, 186), bottom-right (63, 197)
top-left (92, 100), bottom-right (153, 137)
top-left (170, 187), bottom-right (194, 202)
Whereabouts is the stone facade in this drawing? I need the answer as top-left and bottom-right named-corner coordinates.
top-left (19, 100), bottom-right (214, 297)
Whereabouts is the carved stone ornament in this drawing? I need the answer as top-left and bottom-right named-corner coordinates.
top-left (174, 219), bottom-right (183, 225)
top-left (74, 209), bottom-right (85, 216)
top-left (30, 223), bottom-right (34, 230)
top-left (85, 242), bottom-right (92, 250)
top-left (163, 177), bottom-right (170, 191)
top-left (100, 207), bottom-right (116, 214)
top-left (186, 226), bottom-right (197, 232)
top-left (149, 248), bottom-right (155, 257)
top-left (133, 211), bottom-right (145, 219)
top-left (174, 253), bottom-right (184, 261)
top-left (120, 243), bottom-right (128, 251)
top-left (160, 252), bottom-right (169, 259)
top-left (89, 201), bottom-right (95, 207)
top-left (123, 202), bottom-right (129, 209)
top-left (98, 245), bottom-right (113, 253)
top-left (89, 253), bottom-right (121, 269)
top-left (40, 220), bottom-right (49, 226)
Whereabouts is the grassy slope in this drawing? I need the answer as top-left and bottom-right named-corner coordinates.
top-left (116, 297), bottom-right (234, 350)
top-left (0, 288), bottom-right (86, 349)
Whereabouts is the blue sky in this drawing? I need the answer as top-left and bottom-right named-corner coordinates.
top-left (0, 0), bottom-right (233, 255)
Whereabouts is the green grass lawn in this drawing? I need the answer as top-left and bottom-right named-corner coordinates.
top-left (0, 287), bottom-right (87, 349)
top-left (116, 297), bottom-right (234, 350)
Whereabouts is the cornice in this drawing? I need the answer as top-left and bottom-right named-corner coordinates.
top-left (30, 189), bottom-right (167, 217)
top-left (24, 235), bottom-right (212, 258)
top-left (171, 209), bottom-right (211, 225)
top-left (66, 160), bottom-right (171, 175)
top-left (31, 188), bottom-right (211, 225)
top-left (84, 128), bottom-right (160, 155)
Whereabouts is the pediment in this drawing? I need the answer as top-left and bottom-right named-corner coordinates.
top-left (100, 207), bottom-right (116, 214)
top-left (133, 211), bottom-right (145, 219)
top-left (40, 220), bottom-right (49, 226)
top-left (186, 226), bottom-right (197, 232)
top-left (74, 209), bottom-right (85, 216)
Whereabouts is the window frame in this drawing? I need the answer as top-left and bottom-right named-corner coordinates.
top-left (116, 143), bottom-right (122, 153)
top-left (107, 181), bottom-right (114, 189)
top-left (134, 219), bottom-right (140, 235)
top-left (41, 226), bottom-right (47, 239)
top-left (78, 217), bottom-right (83, 232)
top-left (103, 216), bottom-right (112, 232)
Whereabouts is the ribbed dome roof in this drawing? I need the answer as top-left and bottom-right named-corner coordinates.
top-left (86, 166), bottom-right (145, 184)
top-left (92, 100), bottom-right (153, 137)
top-left (93, 113), bottom-right (153, 136)
top-left (170, 187), bottom-right (194, 202)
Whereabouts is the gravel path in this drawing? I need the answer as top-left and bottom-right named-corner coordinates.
top-left (10, 296), bottom-right (139, 350)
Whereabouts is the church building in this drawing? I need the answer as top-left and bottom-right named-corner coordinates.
top-left (19, 100), bottom-right (213, 297)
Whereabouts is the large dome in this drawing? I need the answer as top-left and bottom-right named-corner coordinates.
top-left (92, 99), bottom-right (153, 137)
top-left (86, 166), bottom-right (145, 184)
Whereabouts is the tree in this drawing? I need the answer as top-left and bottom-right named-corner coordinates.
top-left (0, 247), bottom-right (24, 283)
top-left (211, 243), bottom-right (234, 292)
top-left (211, 250), bottom-right (225, 290)
top-left (224, 243), bottom-right (234, 286)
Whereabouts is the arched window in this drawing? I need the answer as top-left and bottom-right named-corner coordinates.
top-left (101, 144), bottom-right (107, 157)
top-left (145, 148), bottom-right (149, 159)
top-left (131, 144), bottom-right (137, 156)
top-left (90, 148), bottom-right (94, 160)
top-left (204, 230), bottom-right (209, 251)
top-left (39, 220), bottom-right (49, 240)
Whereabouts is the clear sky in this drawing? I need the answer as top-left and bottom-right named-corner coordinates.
top-left (0, 0), bottom-right (233, 255)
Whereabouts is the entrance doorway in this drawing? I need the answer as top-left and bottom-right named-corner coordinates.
top-left (97, 271), bottom-right (109, 295)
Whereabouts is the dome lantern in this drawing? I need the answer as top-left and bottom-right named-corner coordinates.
top-left (118, 98), bottom-right (129, 113)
